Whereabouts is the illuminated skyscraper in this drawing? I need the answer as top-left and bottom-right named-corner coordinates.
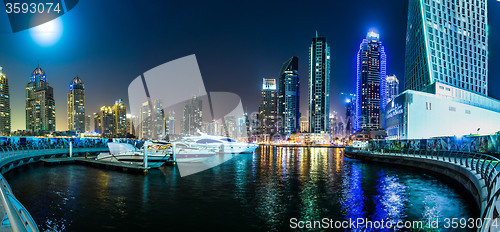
top-left (277, 56), bottom-right (300, 135)
top-left (0, 67), bottom-right (10, 135)
top-left (183, 96), bottom-right (202, 135)
top-left (308, 33), bottom-right (331, 133)
top-left (94, 106), bottom-right (114, 136)
top-left (404, 0), bottom-right (487, 95)
top-left (67, 76), bottom-right (85, 133)
top-left (355, 31), bottom-right (387, 132)
top-left (385, 75), bottom-right (399, 105)
top-left (26, 65), bottom-right (56, 133)
top-left (112, 99), bottom-right (127, 136)
top-left (259, 78), bottom-right (277, 135)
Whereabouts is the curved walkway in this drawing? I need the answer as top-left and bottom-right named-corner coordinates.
top-left (0, 145), bottom-right (108, 232)
top-left (345, 148), bottom-right (500, 232)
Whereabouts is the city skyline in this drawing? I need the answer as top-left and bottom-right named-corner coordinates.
top-left (0, 0), bottom-right (499, 132)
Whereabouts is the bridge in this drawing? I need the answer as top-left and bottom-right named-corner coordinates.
top-left (345, 147), bottom-right (500, 232)
top-left (0, 137), bottom-right (125, 232)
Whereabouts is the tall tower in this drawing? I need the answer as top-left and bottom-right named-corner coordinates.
top-left (67, 76), bottom-right (85, 133)
top-left (355, 31), bottom-right (387, 132)
top-left (259, 78), bottom-right (277, 135)
top-left (94, 106), bottom-right (114, 136)
top-left (308, 33), bottom-right (331, 134)
top-left (404, 0), bottom-right (487, 95)
top-left (385, 75), bottom-right (399, 105)
top-left (112, 99), bottom-right (127, 136)
top-left (277, 56), bottom-right (300, 135)
top-left (26, 65), bottom-right (56, 133)
top-left (183, 96), bottom-right (202, 135)
top-left (0, 67), bottom-right (10, 135)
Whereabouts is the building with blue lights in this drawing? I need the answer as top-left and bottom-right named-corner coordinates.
top-left (386, 0), bottom-right (500, 139)
top-left (26, 66), bottom-right (56, 133)
top-left (0, 67), bottom-right (10, 136)
top-left (277, 56), bottom-right (300, 135)
top-left (385, 75), bottom-right (399, 105)
top-left (67, 76), bottom-right (85, 133)
top-left (354, 31), bottom-right (387, 132)
top-left (259, 78), bottom-right (277, 135)
top-left (308, 33), bottom-right (331, 134)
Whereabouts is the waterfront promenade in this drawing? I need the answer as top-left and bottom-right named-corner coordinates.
top-left (345, 147), bottom-right (500, 232)
top-left (0, 137), bottom-right (117, 232)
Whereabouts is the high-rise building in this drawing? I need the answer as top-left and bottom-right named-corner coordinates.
top-left (112, 99), bottom-right (127, 136)
top-left (26, 65), bottom-right (56, 133)
top-left (183, 96), bottom-right (202, 135)
top-left (299, 115), bottom-right (309, 133)
top-left (385, 75), bottom-right (399, 105)
top-left (94, 106), bottom-right (114, 136)
top-left (0, 67), bottom-right (10, 136)
top-left (385, 0), bottom-right (500, 139)
top-left (404, 0), bottom-right (487, 95)
top-left (259, 78), bottom-right (277, 135)
top-left (138, 100), bottom-right (165, 139)
top-left (345, 97), bottom-right (355, 137)
top-left (354, 31), bottom-right (387, 132)
top-left (277, 56), bottom-right (300, 135)
top-left (308, 33), bottom-right (331, 133)
top-left (67, 76), bottom-right (85, 133)
top-left (85, 115), bottom-right (91, 132)
top-left (165, 111), bottom-right (176, 138)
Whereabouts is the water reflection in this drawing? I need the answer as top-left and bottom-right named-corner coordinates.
top-left (4, 147), bottom-right (478, 232)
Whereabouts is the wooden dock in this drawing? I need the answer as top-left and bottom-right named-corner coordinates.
top-left (41, 157), bottom-right (151, 174)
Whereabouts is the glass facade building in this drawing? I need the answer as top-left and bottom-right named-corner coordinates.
top-left (277, 56), bottom-right (300, 135)
top-left (404, 0), bottom-right (488, 95)
top-left (0, 67), bottom-right (10, 136)
top-left (26, 66), bottom-right (56, 133)
top-left (259, 78), bottom-right (277, 135)
top-left (308, 34), bottom-right (331, 134)
top-left (355, 32), bottom-right (387, 132)
top-left (67, 76), bottom-right (85, 133)
top-left (386, 75), bottom-right (399, 105)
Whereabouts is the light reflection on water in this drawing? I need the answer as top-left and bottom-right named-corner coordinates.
top-left (5, 147), bottom-right (477, 231)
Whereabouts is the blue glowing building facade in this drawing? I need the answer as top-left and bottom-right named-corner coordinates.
top-left (355, 32), bottom-right (387, 132)
top-left (277, 56), bottom-right (300, 135)
top-left (26, 66), bottom-right (56, 133)
top-left (308, 33), bottom-right (331, 134)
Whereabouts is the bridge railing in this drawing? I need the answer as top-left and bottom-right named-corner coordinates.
top-left (346, 146), bottom-right (500, 220)
top-left (0, 143), bottom-right (108, 232)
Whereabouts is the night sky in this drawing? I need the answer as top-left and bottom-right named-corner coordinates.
top-left (0, 0), bottom-right (499, 131)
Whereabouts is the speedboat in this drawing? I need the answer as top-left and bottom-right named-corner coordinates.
top-left (177, 132), bottom-right (259, 154)
top-left (96, 141), bottom-right (172, 166)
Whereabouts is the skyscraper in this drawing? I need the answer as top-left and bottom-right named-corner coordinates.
top-left (308, 33), bottom-right (331, 133)
top-left (385, 75), bottom-right (399, 105)
top-left (385, 0), bottom-right (500, 139)
top-left (277, 56), bottom-right (300, 135)
top-left (94, 106), bottom-right (114, 136)
top-left (355, 31), bottom-right (387, 132)
top-left (0, 67), bottom-right (10, 136)
top-left (112, 99), bottom-right (127, 136)
top-left (404, 0), bottom-right (487, 95)
top-left (259, 78), bottom-right (277, 135)
top-left (183, 96), bottom-right (202, 135)
top-left (67, 76), bottom-right (85, 133)
top-left (138, 100), bottom-right (165, 139)
top-left (26, 65), bottom-right (56, 133)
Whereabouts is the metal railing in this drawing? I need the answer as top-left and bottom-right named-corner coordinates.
top-left (0, 143), bottom-right (109, 232)
top-left (346, 147), bottom-right (500, 222)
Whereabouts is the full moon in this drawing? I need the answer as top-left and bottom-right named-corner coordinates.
top-left (29, 18), bottom-right (63, 47)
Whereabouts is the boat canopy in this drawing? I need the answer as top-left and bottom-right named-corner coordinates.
top-left (107, 142), bottom-right (138, 155)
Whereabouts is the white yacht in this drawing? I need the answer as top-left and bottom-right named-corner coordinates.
top-left (176, 132), bottom-right (259, 154)
top-left (96, 142), bottom-right (173, 167)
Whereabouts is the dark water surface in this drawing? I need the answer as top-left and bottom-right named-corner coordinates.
top-left (5, 147), bottom-right (478, 231)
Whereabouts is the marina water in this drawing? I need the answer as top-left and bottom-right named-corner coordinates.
top-left (5, 147), bottom-right (477, 231)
